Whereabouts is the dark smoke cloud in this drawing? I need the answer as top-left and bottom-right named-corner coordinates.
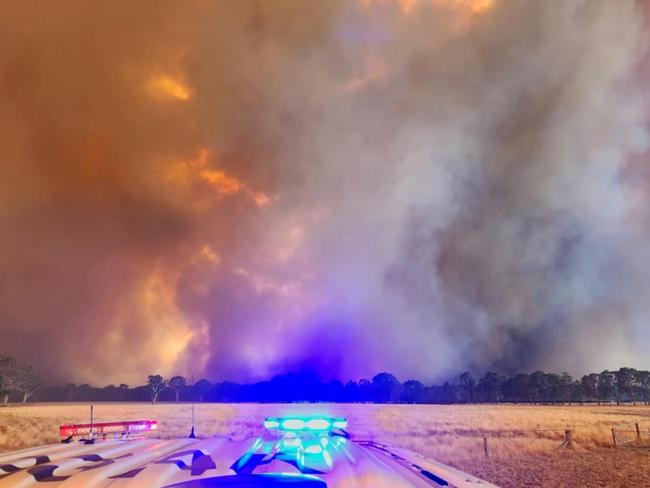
top-left (0, 0), bottom-right (648, 384)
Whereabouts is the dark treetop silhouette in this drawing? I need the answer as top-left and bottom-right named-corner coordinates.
top-left (2, 357), bottom-right (648, 406)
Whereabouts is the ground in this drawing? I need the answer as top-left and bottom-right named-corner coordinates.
top-left (1, 403), bottom-right (649, 487)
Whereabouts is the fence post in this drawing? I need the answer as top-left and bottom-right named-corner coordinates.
top-left (611, 428), bottom-right (617, 448)
top-left (636, 423), bottom-right (641, 441)
top-left (483, 437), bottom-right (489, 458)
top-left (559, 429), bottom-right (573, 449)
top-left (564, 429), bottom-right (573, 449)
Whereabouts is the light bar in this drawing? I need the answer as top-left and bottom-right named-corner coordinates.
top-left (283, 418), bottom-right (307, 430)
top-left (59, 419), bottom-right (158, 438)
top-left (264, 416), bottom-right (347, 432)
top-left (306, 419), bottom-right (330, 430)
top-left (263, 419), bottom-right (280, 429)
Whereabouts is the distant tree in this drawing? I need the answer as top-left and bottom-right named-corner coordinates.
top-left (401, 380), bottom-right (425, 403)
top-left (9, 366), bottom-right (650, 405)
top-left (636, 371), bottom-right (650, 405)
top-left (581, 374), bottom-right (599, 403)
top-left (194, 379), bottom-right (211, 402)
top-left (77, 384), bottom-right (93, 401)
top-left (0, 358), bottom-right (43, 404)
top-left (615, 368), bottom-right (636, 405)
top-left (344, 381), bottom-right (360, 402)
top-left (0, 357), bottom-right (20, 405)
top-left (569, 379), bottom-right (584, 403)
top-left (147, 375), bottom-right (167, 404)
top-left (214, 381), bottom-right (242, 402)
top-left (371, 373), bottom-right (401, 403)
top-left (510, 373), bottom-right (530, 403)
top-left (598, 371), bottom-right (615, 404)
top-left (14, 366), bottom-right (43, 403)
top-left (541, 373), bottom-right (559, 403)
top-left (458, 372), bottom-right (475, 403)
top-left (478, 372), bottom-right (504, 403)
top-left (528, 371), bottom-right (548, 403)
top-left (119, 384), bottom-right (129, 402)
top-left (169, 376), bottom-right (187, 402)
top-left (559, 373), bottom-right (573, 404)
top-left (63, 383), bottom-right (78, 402)
top-left (358, 378), bottom-right (372, 402)
top-left (501, 376), bottom-right (515, 402)
top-left (441, 381), bottom-right (457, 404)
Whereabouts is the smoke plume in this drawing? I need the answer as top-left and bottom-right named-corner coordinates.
top-left (0, 0), bottom-right (649, 384)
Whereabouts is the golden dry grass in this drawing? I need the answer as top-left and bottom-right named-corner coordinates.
top-left (1, 403), bottom-right (650, 487)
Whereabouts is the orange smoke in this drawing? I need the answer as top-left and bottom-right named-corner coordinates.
top-left (361, 0), bottom-right (494, 15)
top-left (147, 74), bottom-right (192, 101)
top-left (169, 149), bottom-right (271, 208)
top-left (449, 0), bottom-right (494, 14)
top-left (200, 168), bottom-right (244, 196)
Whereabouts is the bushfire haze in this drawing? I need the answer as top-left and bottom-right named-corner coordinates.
top-left (1, 0), bottom-right (649, 385)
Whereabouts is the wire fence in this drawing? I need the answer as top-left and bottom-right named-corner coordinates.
top-left (611, 423), bottom-right (650, 448)
top-left (478, 429), bottom-right (574, 458)
top-left (472, 423), bottom-right (650, 459)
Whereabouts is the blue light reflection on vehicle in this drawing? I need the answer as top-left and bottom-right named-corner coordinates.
top-left (232, 417), bottom-right (348, 477)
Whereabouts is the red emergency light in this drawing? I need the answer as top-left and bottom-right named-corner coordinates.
top-left (59, 419), bottom-right (158, 439)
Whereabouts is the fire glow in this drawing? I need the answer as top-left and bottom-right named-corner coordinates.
top-left (361, 0), bottom-right (495, 15)
top-left (147, 75), bottom-right (192, 101)
top-left (169, 149), bottom-right (271, 208)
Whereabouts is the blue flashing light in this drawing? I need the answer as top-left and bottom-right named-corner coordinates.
top-left (282, 418), bottom-right (306, 430)
top-left (304, 444), bottom-right (323, 454)
top-left (306, 419), bottom-right (330, 430)
top-left (264, 416), bottom-right (348, 432)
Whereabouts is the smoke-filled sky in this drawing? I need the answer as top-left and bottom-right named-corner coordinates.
top-left (1, 0), bottom-right (650, 385)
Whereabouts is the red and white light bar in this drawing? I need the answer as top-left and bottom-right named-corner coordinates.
top-left (59, 419), bottom-right (158, 438)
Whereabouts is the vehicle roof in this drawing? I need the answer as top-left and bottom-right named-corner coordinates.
top-left (0, 434), bottom-right (498, 488)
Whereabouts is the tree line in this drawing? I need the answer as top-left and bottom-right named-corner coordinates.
top-left (1, 356), bottom-right (649, 405)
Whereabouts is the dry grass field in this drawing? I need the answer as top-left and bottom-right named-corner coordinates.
top-left (1, 403), bottom-right (650, 487)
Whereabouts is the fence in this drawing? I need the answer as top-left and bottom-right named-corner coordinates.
top-left (611, 423), bottom-right (650, 448)
top-left (477, 424), bottom-right (650, 458)
top-left (479, 429), bottom-right (575, 458)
